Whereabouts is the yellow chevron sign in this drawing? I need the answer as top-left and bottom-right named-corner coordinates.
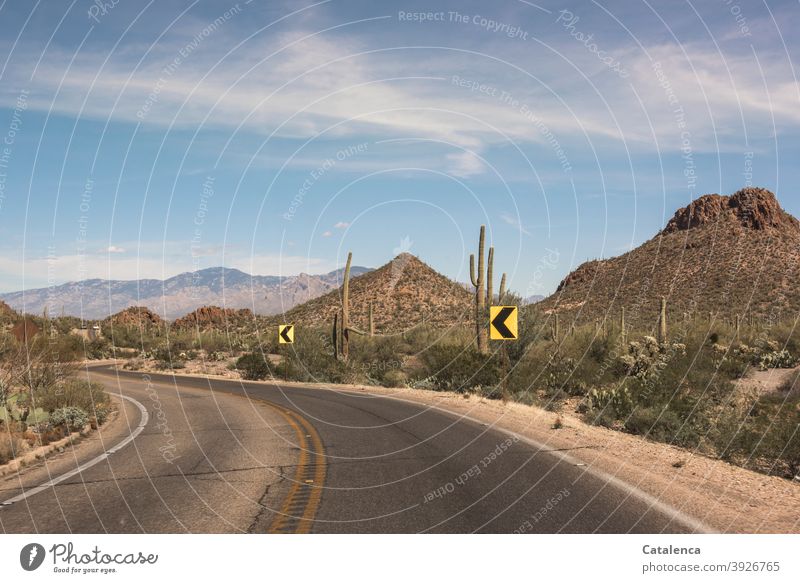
top-left (489, 306), bottom-right (518, 340)
top-left (278, 324), bottom-right (294, 344)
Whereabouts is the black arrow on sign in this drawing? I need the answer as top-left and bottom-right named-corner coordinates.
top-left (491, 307), bottom-right (516, 339)
top-left (280, 325), bottom-right (293, 343)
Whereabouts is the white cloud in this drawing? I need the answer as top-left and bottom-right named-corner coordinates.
top-left (105, 245), bottom-right (126, 254)
top-left (445, 151), bottom-right (485, 177)
top-left (499, 212), bottom-right (531, 236)
top-left (333, 221), bottom-right (350, 229)
top-left (321, 231), bottom-right (333, 237)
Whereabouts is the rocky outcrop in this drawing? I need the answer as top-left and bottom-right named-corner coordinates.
top-left (172, 306), bottom-right (254, 331)
top-left (104, 306), bottom-right (164, 329)
top-left (663, 187), bottom-right (798, 234)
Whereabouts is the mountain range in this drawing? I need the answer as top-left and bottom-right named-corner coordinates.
top-left (0, 265), bottom-right (371, 320)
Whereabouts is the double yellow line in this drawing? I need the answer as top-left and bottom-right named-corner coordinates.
top-left (266, 405), bottom-right (326, 534)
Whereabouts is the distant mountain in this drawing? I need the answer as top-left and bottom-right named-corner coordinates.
top-left (273, 253), bottom-right (472, 333)
top-left (0, 265), bottom-right (371, 320)
top-left (537, 187), bottom-right (800, 328)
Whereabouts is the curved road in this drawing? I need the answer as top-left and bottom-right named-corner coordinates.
top-left (0, 366), bottom-right (700, 533)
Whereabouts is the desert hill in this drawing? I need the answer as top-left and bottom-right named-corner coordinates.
top-left (538, 187), bottom-right (800, 329)
top-left (172, 306), bottom-right (254, 331)
top-left (103, 306), bottom-right (165, 329)
top-left (273, 253), bottom-right (473, 333)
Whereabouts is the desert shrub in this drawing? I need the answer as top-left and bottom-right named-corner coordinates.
top-left (720, 395), bottom-right (800, 478)
top-left (29, 378), bottom-right (111, 429)
top-left (123, 358), bottom-right (143, 371)
top-left (417, 344), bottom-right (501, 393)
top-left (587, 386), bottom-right (633, 426)
top-left (235, 352), bottom-right (273, 380)
top-left (0, 433), bottom-right (29, 464)
top-left (380, 369), bottom-right (407, 388)
top-left (275, 328), bottom-right (354, 384)
top-left (93, 402), bottom-right (111, 425)
top-left (152, 346), bottom-right (187, 370)
top-left (50, 406), bottom-right (89, 431)
top-left (193, 332), bottom-right (230, 354)
top-left (756, 349), bottom-right (797, 371)
top-left (83, 338), bottom-right (112, 359)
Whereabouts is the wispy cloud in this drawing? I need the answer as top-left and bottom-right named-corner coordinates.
top-left (500, 212), bottom-right (531, 236)
top-left (445, 151), bottom-right (485, 177)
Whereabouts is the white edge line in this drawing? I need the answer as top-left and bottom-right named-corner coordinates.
top-left (1, 394), bottom-right (149, 506)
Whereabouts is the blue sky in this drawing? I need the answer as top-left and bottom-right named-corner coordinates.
top-left (0, 0), bottom-right (798, 295)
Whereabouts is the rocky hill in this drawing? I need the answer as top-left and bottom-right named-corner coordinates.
top-left (538, 187), bottom-right (800, 329)
top-left (273, 253), bottom-right (473, 333)
top-left (0, 265), bottom-right (370, 320)
top-left (172, 306), bottom-right (254, 331)
top-left (103, 306), bottom-right (165, 330)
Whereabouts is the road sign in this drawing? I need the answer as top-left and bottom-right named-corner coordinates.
top-left (490, 306), bottom-right (518, 340)
top-left (279, 324), bottom-right (294, 344)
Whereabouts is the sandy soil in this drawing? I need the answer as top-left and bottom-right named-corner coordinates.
top-left (100, 358), bottom-right (800, 534)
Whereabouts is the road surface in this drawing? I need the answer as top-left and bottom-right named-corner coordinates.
top-left (0, 366), bottom-right (700, 533)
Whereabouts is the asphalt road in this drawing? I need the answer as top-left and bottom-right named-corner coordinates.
top-left (0, 366), bottom-right (699, 533)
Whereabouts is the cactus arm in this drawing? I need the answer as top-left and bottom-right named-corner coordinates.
top-left (487, 246), bottom-right (494, 307)
top-left (470, 254), bottom-right (477, 288)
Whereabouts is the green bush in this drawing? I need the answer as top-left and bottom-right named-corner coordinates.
top-left (33, 379), bottom-right (109, 414)
top-left (236, 352), bottom-right (273, 380)
top-left (418, 344), bottom-right (501, 393)
top-left (50, 406), bottom-right (89, 431)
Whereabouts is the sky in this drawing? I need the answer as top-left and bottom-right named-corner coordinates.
top-left (0, 0), bottom-right (798, 296)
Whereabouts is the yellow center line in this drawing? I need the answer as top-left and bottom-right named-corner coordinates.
top-left (266, 407), bottom-right (327, 534)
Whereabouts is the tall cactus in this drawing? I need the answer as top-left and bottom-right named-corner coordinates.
top-left (498, 273), bottom-right (507, 303)
top-left (341, 252), bottom-right (352, 361)
top-left (332, 311), bottom-right (340, 359)
top-left (469, 226), bottom-right (488, 353)
top-left (620, 307), bottom-right (626, 345)
top-left (552, 312), bottom-right (560, 343)
top-left (487, 246), bottom-right (494, 308)
top-left (658, 296), bottom-right (668, 344)
top-left (369, 303), bottom-right (375, 336)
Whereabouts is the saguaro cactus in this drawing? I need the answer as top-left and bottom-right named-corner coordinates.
top-left (620, 307), bottom-right (626, 345)
top-left (332, 311), bottom-right (340, 359)
top-left (658, 296), bottom-right (668, 344)
top-left (470, 226), bottom-right (488, 353)
top-left (487, 246), bottom-right (494, 309)
top-left (468, 226), bottom-right (508, 353)
top-left (369, 303), bottom-right (375, 336)
top-left (552, 312), bottom-right (560, 342)
top-left (341, 252), bottom-right (352, 361)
